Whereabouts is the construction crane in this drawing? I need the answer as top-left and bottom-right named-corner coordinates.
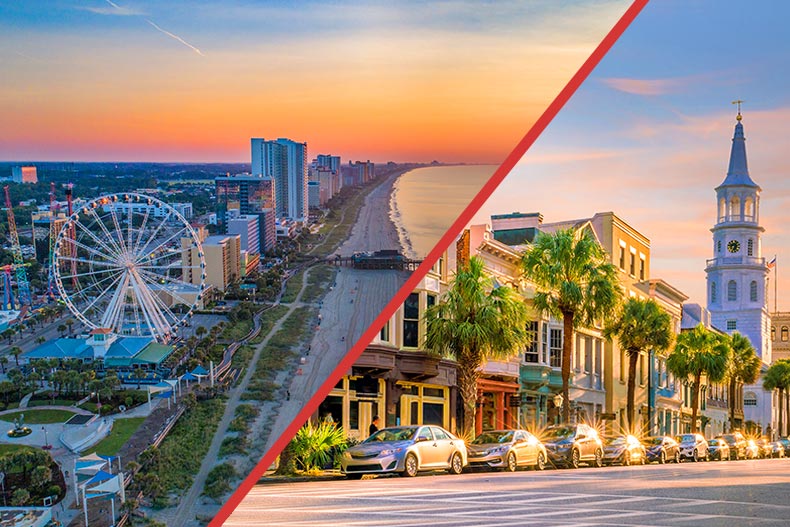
top-left (3, 186), bottom-right (31, 308)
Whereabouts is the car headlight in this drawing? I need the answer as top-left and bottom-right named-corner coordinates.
top-left (379, 448), bottom-right (403, 456)
top-left (342, 451), bottom-right (352, 459)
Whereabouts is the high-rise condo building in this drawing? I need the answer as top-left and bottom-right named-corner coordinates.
top-left (251, 138), bottom-right (308, 222)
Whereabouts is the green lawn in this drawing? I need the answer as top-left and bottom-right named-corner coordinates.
top-left (0, 409), bottom-right (76, 424)
top-left (87, 417), bottom-right (145, 456)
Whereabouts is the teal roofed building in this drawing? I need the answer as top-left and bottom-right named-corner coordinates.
top-left (23, 338), bottom-right (94, 361)
top-left (23, 329), bottom-right (174, 371)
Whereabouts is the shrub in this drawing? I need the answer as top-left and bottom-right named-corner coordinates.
top-left (290, 421), bottom-right (348, 472)
top-left (203, 463), bottom-right (238, 499)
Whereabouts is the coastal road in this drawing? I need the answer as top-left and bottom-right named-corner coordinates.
top-left (225, 459), bottom-right (790, 527)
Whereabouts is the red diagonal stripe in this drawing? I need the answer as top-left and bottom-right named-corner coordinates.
top-left (210, 1), bottom-right (648, 524)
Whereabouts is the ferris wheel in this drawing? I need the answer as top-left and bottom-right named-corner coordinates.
top-left (53, 193), bottom-right (206, 343)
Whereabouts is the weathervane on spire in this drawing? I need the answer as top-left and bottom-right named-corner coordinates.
top-left (732, 99), bottom-right (745, 121)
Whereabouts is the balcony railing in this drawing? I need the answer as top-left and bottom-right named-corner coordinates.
top-left (717, 214), bottom-right (757, 224)
top-left (706, 256), bottom-right (765, 267)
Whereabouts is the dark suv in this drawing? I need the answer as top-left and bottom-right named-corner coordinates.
top-left (543, 423), bottom-right (603, 469)
top-left (716, 432), bottom-right (747, 460)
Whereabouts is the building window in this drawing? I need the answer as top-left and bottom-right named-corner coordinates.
top-left (619, 246), bottom-right (625, 269)
top-left (711, 281), bottom-right (717, 303)
top-left (639, 257), bottom-right (645, 280)
top-left (772, 326), bottom-right (777, 341)
top-left (717, 239), bottom-right (722, 253)
top-left (728, 280), bottom-right (737, 302)
top-left (783, 326), bottom-right (789, 342)
top-left (584, 338), bottom-right (593, 373)
top-left (747, 238), bottom-right (754, 256)
top-left (629, 252), bottom-right (636, 276)
top-left (541, 322), bottom-right (548, 364)
top-left (620, 349), bottom-right (627, 382)
top-left (524, 321), bottom-right (539, 363)
top-left (403, 293), bottom-right (420, 347)
top-left (380, 321), bottom-right (390, 342)
top-left (727, 320), bottom-right (737, 331)
top-left (427, 293), bottom-right (436, 309)
top-left (549, 328), bottom-right (563, 368)
top-left (750, 281), bottom-right (758, 302)
top-left (744, 392), bottom-right (758, 406)
top-left (639, 354), bottom-right (646, 386)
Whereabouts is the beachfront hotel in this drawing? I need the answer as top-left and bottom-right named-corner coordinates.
top-left (251, 137), bottom-right (308, 223)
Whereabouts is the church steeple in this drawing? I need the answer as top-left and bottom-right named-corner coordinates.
top-left (706, 103), bottom-right (771, 364)
top-left (718, 110), bottom-right (759, 189)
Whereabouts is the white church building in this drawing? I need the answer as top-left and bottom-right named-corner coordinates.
top-left (705, 111), bottom-right (777, 436)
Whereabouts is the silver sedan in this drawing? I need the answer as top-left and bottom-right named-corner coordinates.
top-left (467, 429), bottom-right (547, 471)
top-left (341, 425), bottom-right (468, 478)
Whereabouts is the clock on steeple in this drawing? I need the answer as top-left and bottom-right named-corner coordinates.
top-left (727, 240), bottom-right (741, 253)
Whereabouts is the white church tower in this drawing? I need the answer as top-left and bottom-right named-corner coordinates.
top-left (706, 110), bottom-right (772, 361)
top-left (706, 108), bottom-right (774, 434)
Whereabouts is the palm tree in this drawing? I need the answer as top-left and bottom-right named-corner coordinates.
top-left (0, 356), bottom-right (7, 374)
top-left (666, 324), bottom-right (731, 433)
top-left (763, 360), bottom-right (790, 437)
top-left (726, 332), bottom-right (760, 432)
top-left (604, 298), bottom-right (674, 433)
top-left (424, 256), bottom-right (530, 436)
top-left (10, 346), bottom-right (23, 367)
top-left (521, 228), bottom-right (622, 423)
top-left (57, 324), bottom-right (66, 337)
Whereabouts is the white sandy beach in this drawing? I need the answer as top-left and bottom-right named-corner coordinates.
top-left (264, 172), bottom-right (410, 453)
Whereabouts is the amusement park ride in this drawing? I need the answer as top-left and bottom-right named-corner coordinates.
top-left (2, 186), bottom-right (207, 343)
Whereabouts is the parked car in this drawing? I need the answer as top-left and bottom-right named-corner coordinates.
top-left (716, 432), bottom-right (747, 460)
top-left (755, 438), bottom-right (773, 459)
top-left (602, 435), bottom-right (647, 466)
top-left (467, 429), bottom-right (547, 472)
top-left (745, 439), bottom-right (761, 459)
top-left (341, 425), bottom-right (467, 478)
top-left (543, 423), bottom-right (603, 469)
top-left (645, 436), bottom-right (681, 464)
top-left (707, 438), bottom-right (730, 461)
top-left (778, 437), bottom-right (790, 455)
top-left (676, 433), bottom-right (709, 462)
top-left (769, 441), bottom-right (785, 458)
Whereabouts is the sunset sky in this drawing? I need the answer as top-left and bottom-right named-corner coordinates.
top-left (474, 0), bottom-right (790, 310)
top-left (0, 0), bottom-right (629, 163)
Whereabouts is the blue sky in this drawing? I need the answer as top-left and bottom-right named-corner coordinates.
top-left (474, 0), bottom-right (790, 310)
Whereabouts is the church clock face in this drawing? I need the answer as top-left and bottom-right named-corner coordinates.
top-left (727, 240), bottom-right (741, 253)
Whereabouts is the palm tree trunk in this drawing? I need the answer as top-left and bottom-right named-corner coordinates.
top-left (728, 378), bottom-right (736, 433)
top-left (779, 388), bottom-right (784, 437)
top-left (561, 311), bottom-right (575, 423)
top-left (626, 349), bottom-right (639, 432)
top-left (779, 388), bottom-right (784, 439)
top-left (458, 350), bottom-right (481, 438)
top-left (691, 375), bottom-right (701, 433)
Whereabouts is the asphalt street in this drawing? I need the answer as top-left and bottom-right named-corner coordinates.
top-left (226, 458), bottom-right (790, 527)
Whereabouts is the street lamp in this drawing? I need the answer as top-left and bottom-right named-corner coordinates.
top-left (42, 426), bottom-right (49, 448)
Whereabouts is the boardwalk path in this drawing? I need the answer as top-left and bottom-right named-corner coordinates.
top-left (165, 269), bottom-right (313, 526)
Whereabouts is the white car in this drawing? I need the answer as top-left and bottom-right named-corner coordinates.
top-left (341, 425), bottom-right (468, 478)
top-left (676, 433), bottom-right (709, 462)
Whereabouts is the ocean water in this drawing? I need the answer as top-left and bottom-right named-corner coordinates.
top-left (390, 165), bottom-right (496, 259)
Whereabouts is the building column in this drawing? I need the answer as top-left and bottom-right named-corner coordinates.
top-left (496, 391), bottom-right (505, 430)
